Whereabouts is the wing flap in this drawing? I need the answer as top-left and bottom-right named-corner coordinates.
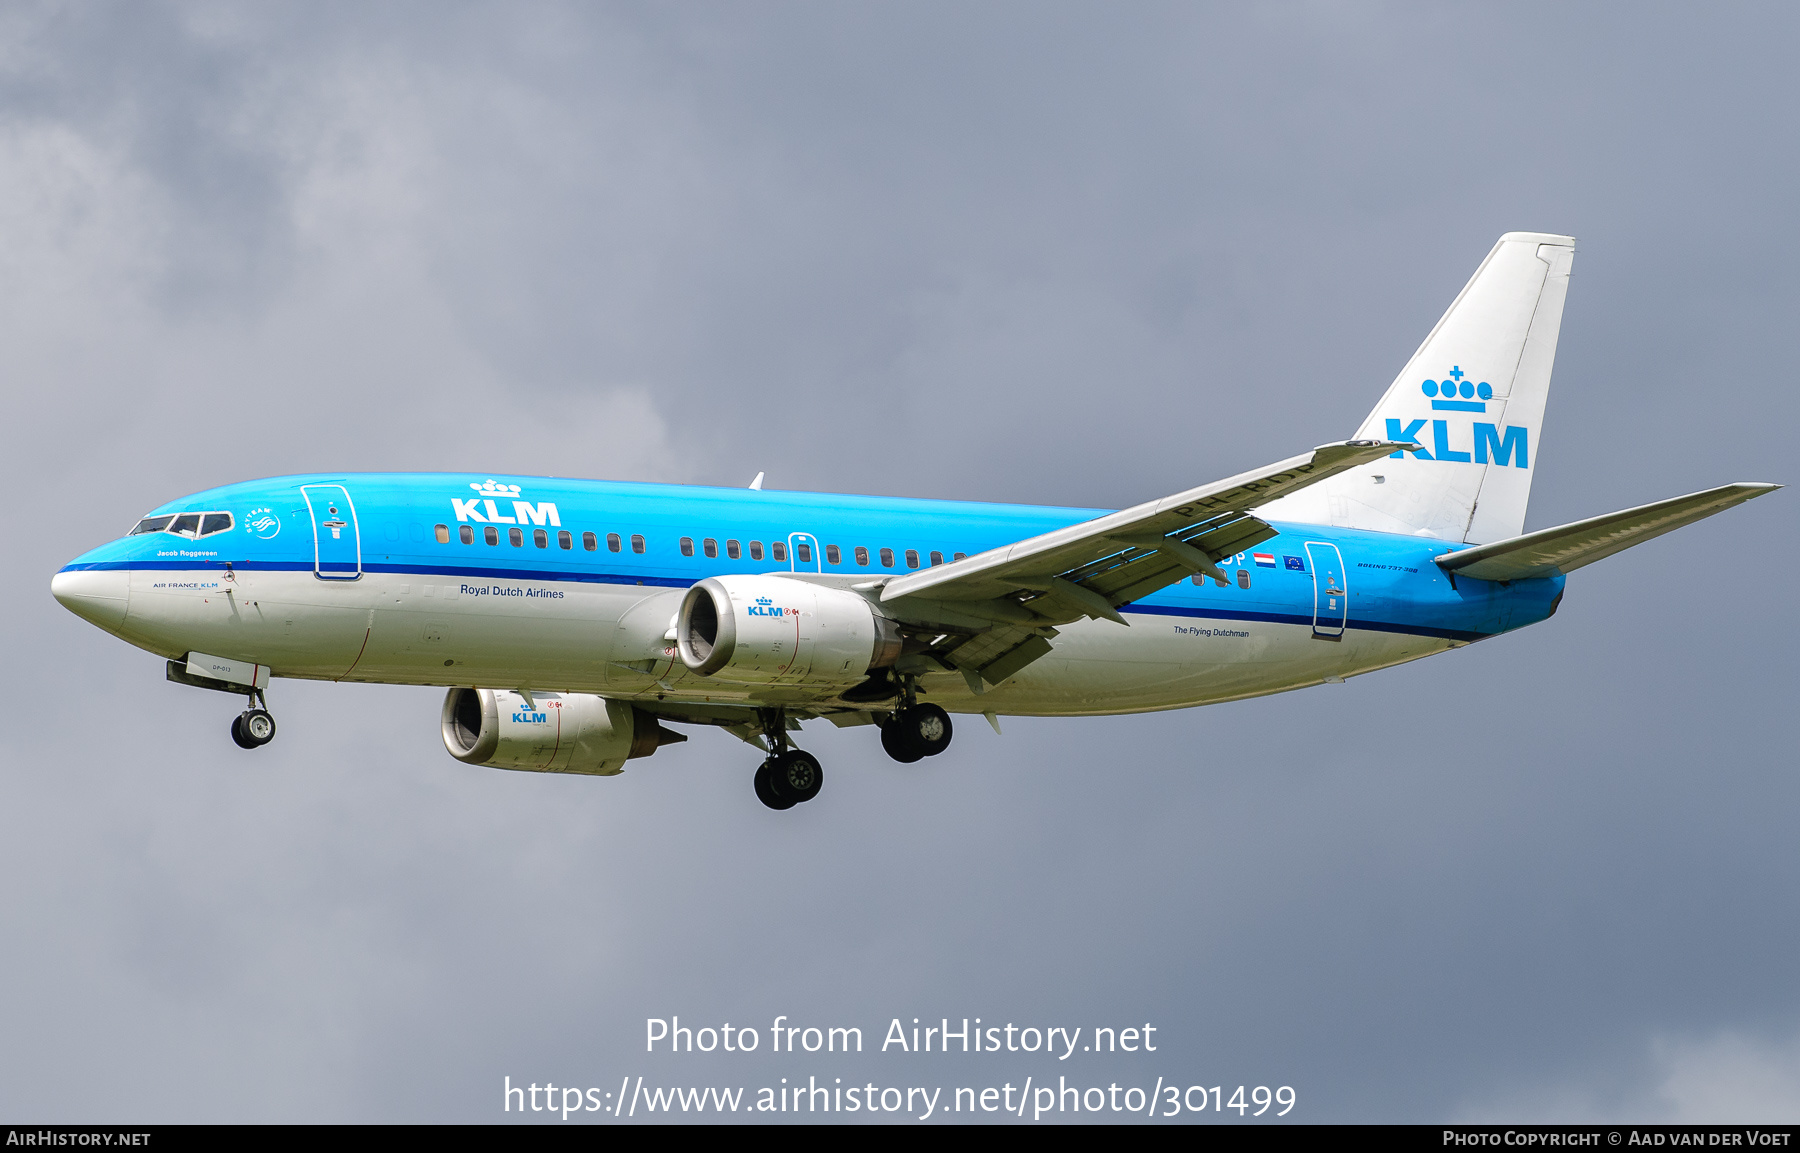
top-left (881, 440), bottom-right (1409, 605)
top-left (1436, 483), bottom-right (1780, 581)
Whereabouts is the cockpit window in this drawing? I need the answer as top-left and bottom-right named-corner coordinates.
top-left (132, 511), bottom-right (234, 539)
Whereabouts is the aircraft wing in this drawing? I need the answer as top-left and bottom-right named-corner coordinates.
top-left (1434, 482), bottom-right (1780, 582)
top-left (876, 440), bottom-right (1412, 685)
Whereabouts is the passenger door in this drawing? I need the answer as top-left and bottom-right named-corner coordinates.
top-left (787, 532), bottom-right (821, 573)
top-left (301, 485), bottom-right (361, 581)
top-left (1304, 541), bottom-right (1347, 639)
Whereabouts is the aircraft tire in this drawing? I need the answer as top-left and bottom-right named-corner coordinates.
top-left (771, 750), bottom-right (823, 804)
top-left (880, 717), bottom-right (926, 763)
top-left (883, 705), bottom-right (951, 760)
top-left (909, 703), bottom-right (953, 757)
top-left (240, 709), bottom-right (276, 747)
top-left (230, 714), bottom-right (257, 750)
top-left (754, 760), bottom-right (796, 810)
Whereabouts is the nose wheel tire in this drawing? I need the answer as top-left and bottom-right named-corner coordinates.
top-left (231, 709), bottom-right (276, 749)
top-left (881, 703), bottom-right (953, 762)
top-left (755, 750), bottom-right (823, 809)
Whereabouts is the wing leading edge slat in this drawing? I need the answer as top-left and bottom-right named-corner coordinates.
top-left (882, 440), bottom-right (1408, 606)
top-left (879, 440), bottom-right (1413, 685)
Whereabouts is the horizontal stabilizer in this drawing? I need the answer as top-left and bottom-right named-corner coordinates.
top-left (1435, 483), bottom-right (1780, 581)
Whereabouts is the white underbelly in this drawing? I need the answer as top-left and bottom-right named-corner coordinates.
top-left (123, 570), bottom-right (1452, 716)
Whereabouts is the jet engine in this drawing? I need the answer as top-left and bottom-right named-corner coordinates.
top-left (676, 575), bottom-right (903, 686)
top-left (441, 688), bottom-right (685, 775)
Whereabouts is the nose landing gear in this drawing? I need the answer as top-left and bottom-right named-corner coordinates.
top-left (230, 689), bottom-right (277, 749)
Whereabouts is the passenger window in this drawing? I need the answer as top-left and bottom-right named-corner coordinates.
top-left (510, 527), bottom-right (524, 547)
top-left (929, 551), bottom-right (943, 566)
top-left (200, 513), bottom-right (233, 536)
top-left (435, 524), bottom-right (451, 544)
top-left (826, 544), bottom-right (841, 565)
top-left (727, 540), bottom-right (741, 560)
top-left (1212, 573), bottom-right (1228, 587)
top-left (1237, 569), bottom-right (1251, 589)
top-left (169, 514), bottom-right (201, 537)
top-left (602, 532), bottom-right (617, 552)
top-left (904, 549), bottom-right (919, 569)
top-left (460, 525), bottom-right (474, 544)
top-left (703, 538), bottom-right (718, 559)
top-left (631, 535), bottom-right (645, 554)
top-left (1190, 574), bottom-right (1204, 586)
top-left (854, 546), bottom-right (869, 566)
top-left (796, 543), bottom-right (812, 563)
top-left (879, 547), bottom-right (894, 568)
top-left (485, 526), bottom-right (499, 545)
top-left (680, 538), bottom-right (694, 557)
top-left (533, 529), bottom-right (548, 548)
top-left (772, 541), bottom-right (787, 562)
top-left (953, 552), bottom-right (966, 561)
top-left (749, 541), bottom-right (763, 561)
top-left (558, 530), bottom-right (572, 550)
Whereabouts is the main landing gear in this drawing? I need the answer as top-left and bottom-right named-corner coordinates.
top-left (752, 708), bottom-right (823, 811)
top-left (230, 689), bottom-right (277, 750)
top-left (880, 702), bottom-right (953, 764)
top-left (754, 750), bottom-right (823, 810)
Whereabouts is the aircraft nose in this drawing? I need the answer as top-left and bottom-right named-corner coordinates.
top-left (51, 569), bottom-right (129, 631)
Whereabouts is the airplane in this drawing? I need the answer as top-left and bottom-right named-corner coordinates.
top-left (50, 232), bottom-right (1778, 810)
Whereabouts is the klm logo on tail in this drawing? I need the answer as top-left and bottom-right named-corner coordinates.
top-left (1388, 366), bottom-right (1528, 468)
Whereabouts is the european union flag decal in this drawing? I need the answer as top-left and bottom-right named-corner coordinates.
top-left (1284, 555), bottom-right (1306, 571)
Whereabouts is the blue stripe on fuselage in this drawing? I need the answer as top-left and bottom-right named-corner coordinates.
top-left (59, 471), bottom-right (1565, 642)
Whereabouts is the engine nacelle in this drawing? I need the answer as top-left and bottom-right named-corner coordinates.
top-left (676, 575), bottom-right (903, 686)
top-left (441, 688), bottom-right (682, 775)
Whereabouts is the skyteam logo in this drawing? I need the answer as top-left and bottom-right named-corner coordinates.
top-left (747, 596), bottom-right (794, 618)
top-left (1387, 365), bottom-right (1529, 470)
top-left (246, 506), bottom-right (280, 539)
top-left (450, 479), bottom-right (560, 527)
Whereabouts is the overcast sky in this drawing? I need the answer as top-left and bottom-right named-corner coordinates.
top-left (2, 1), bottom-right (1796, 1123)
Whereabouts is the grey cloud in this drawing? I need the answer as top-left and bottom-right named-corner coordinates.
top-left (1, 0), bottom-right (1795, 1122)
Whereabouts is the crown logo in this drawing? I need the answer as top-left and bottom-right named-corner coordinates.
top-left (755, 597), bottom-right (773, 606)
top-left (469, 479), bottom-right (523, 498)
top-left (1420, 365), bottom-right (1490, 412)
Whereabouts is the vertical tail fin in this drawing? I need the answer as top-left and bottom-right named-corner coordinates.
top-left (1263, 232), bottom-right (1575, 542)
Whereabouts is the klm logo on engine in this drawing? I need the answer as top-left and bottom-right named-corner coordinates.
top-left (746, 596), bottom-right (793, 618)
top-left (449, 479), bottom-right (561, 526)
top-left (512, 711), bottom-right (548, 724)
top-left (1386, 366), bottom-right (1528, 468)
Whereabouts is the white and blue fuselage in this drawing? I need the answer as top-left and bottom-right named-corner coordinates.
top-left (47, 234), bottom-right (1777, 804)
top-left (54, 471), bottom-right (1560, 717)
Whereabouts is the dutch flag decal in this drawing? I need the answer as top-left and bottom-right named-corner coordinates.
top-left (1252, 552), bottom-right (1276, 568)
